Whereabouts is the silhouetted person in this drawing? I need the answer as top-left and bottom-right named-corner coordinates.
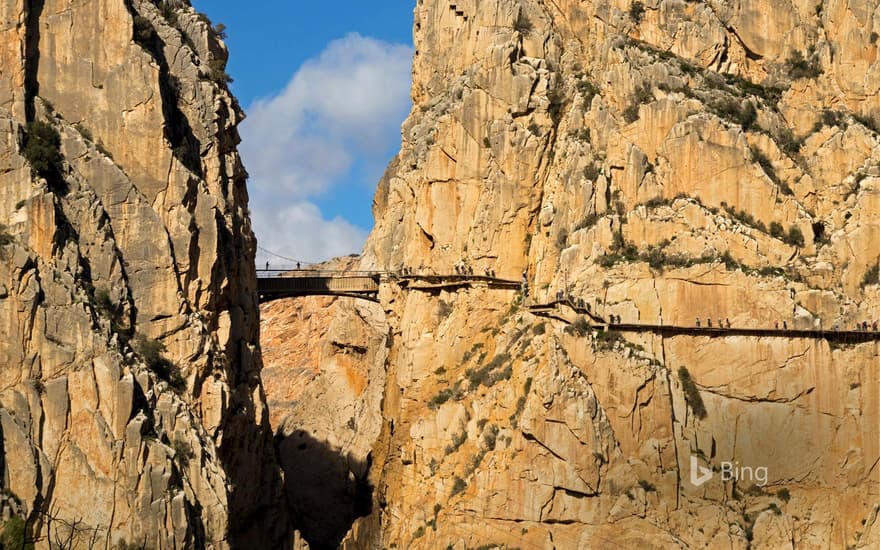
top-left (297, 261), bottom-right (301, 270)
top-left (874, 321), bottom-right (878, 332)
top-left (707, 318), bottom-right (712, 328)
top-left (265, 261), bottom-right (269, 272)
top-left (726, 318), bottom-right (731, 329)
top-left (775, 320), bottom-right (779, 329)
top-left (696, 317), bottom-right (700, 327)
top-left (783, 320), bottom-right (788, 330)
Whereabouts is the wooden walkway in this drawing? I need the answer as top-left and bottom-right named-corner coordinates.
top-left (528, 300), bottom-right (880, 344)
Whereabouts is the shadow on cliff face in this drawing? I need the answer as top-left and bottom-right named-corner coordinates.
top-left (276, 430), bottom-right (372, 549)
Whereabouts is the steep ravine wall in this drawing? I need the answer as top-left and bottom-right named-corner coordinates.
top-left (0, 0), bottom-right (286, 547)
top-left (264, 0), bottom-right (880, 548)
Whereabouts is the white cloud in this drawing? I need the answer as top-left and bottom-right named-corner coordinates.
top-left (240, 33), bottom-right (412, 265)
top-left (240, 33), bottom-right (413, 201)
top-left (253, 201), bottom-right (369, 267)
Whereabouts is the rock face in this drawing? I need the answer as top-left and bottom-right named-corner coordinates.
top-left (0, 0), bottom-right (285, 548)
top-left (264, 0), bottom-right (880, 548)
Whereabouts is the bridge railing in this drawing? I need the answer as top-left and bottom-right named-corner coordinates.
top-left (256, 268), bottom-right (386, 278)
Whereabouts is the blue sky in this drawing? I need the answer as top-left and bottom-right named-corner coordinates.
top-left (191, 1), bottom-right (416, 265)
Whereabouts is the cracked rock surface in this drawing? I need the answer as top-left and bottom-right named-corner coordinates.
top-left (0, 0), bottom-right (286, 547)
top-left (264, 0), bottom-right (880, 548)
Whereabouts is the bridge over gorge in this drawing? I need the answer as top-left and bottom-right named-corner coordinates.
top-left (256, 269), bottom-right (880, 344)
top-left (255, 269), bottom-right (521, 303)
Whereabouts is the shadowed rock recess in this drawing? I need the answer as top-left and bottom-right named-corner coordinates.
top-left (260, 0), bottom-right (880, 548)
top-left (0, 0), bottom-right (287, 547)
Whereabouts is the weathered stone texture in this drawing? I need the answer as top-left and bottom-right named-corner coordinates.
top-left (267, 0), bottom-right (880, 548)
top-left (0, 0), bottom-right (285, 548)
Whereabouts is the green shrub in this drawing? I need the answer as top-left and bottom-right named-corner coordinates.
top-left (450, 477), bottom-right (467, 497)
top-left (74, 122), bottom-right (93, 141)
top-left (95, 288), bottom-right (114, 316)
top-left (784, 49), bottom-right (822, 80)
top-left (638, 479), bottom-right (656, 492)
top-left (0, 516), bottom-right (31, 549)
top-left (622, 104), bottom-right (640, 123)
top-left (133, 14), bottom-right (155, 45)
top-left (429, 388), bottom-right (454, 409)
top-left (595, 329), bottom-right (625, 351)
top-left (854, 114), bottom-right (879, 134)
top-left (437, 300), bottom-right (453, 319)
top-left (777, 488), bottom-right (791, 502)
top-left (513, 12), bottom-right (533, 34)
top-left (207, 58), bottom-right (234, 84)
top-left (633, 83), bottom-right (653, 105)
top-left (445, 430), bottom-right (467, 455)
top-left (573, 213), bottom-right (599, 231)
top-left (23, 120), bottom-right (62, 180)
top-left (0, 224), bottom-right (13, 246)
top-left (532, 323), bottom-right (546, 335)
top-left (576, 78), bottom-right (600, 106)
top-left (466, 353), bottom-right (512, 388)
top-left (678, 366), bottom-right (707, 419)
top-left (862, 263), bottom-right (880, 288)
top-left (584, 163), bottom-right (601, 181)
top-left (556, 229), bottom-right (568, 249)
top-left (564, 316), bottom-right (590, 337)
top-left (172, 438), bottom-right (194, 465)
top-left (134, 335), bottom-right (185, 391)
top-left (160, 2), bottom-right (179, 25)
top-left (629, 1), bottom-right (645, 23)
top-left (769, 221), bottom-right (785, 239)
top-left (213, 22), bottom-right (227, 39)
top-left (785, 225), bottom-right (805, 247)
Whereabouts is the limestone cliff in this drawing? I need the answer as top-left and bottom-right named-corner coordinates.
top-left (264, 0), bottom-right (880, 548)
top-left (0, 0), bottom-right (285, 547)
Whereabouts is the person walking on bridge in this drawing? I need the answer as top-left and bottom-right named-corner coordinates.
top-left (696, 317), bottom-right (700, 327)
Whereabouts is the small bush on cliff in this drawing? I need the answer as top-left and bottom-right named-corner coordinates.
top-left (133, 14), bottom-right (156, 44)
top-left (629, 1), bottom-right (646, 23)
top-left (862, 263), bottom-right (880, 288)
top-left (23, 120), bottom-right (62, 182)
top-left (564, 316), bottom-right (590, 337)
top-left (784, 48), bottom-right (822, 80)
top-left (160, 2), bottom-right (179, 25)
top-left (769, 221), bottom-right (785, 239)
top-left (1, 516), bottom-right (32, 550)
top-left (172, 438), bottom-right (195, 465)
top-left (576, 78), bottom-right (600, 106)
top-left (0, 225), bottom-right (13, 246)
top-left (207, 59), bottom-right (234, 85)
top-left (678, 366), bottom-right (707, 419)
top-left (135, 335), bottom-right (185, 391)
top-left (429, 388), bottom-right (454, 409)
top-left (784, 225), bottom-right (805, 248)
top-left (450, 477), bottom-right (467, 497)
top-left (513, 12), bottom-right (534, 34)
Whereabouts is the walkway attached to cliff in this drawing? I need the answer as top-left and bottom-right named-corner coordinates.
top-left (528, 299), bottom-right (880, 344)
top-left (256, 269), bottom-right (879, 344)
